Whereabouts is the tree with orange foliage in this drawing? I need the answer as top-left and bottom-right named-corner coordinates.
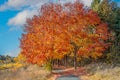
top-left (20, 1), bottom-right (110, 70)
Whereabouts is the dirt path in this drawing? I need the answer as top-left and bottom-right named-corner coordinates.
top-left (48, 67), bottom-right (87, 80)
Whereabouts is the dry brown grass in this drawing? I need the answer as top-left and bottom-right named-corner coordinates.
top-left (0, 65), bottom-right (50, 80)
top-left (1, 62), bottom-right (120, 80)
top-left (80, 63), bottom-right (120, 80)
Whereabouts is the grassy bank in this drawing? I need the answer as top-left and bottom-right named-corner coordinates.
top-left (0, 65), bottom-right (50, 80)
top-left (81, 63), bottom-right (120, 80)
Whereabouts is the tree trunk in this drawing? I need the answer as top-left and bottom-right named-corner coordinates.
top-left (70, 41), bottom-right (78, 70)
top-left (64, 55), bottom-right (67, 67)
top-left (57, 59), bottom-right (60, 67)
top-left (74, 47), bottom-right (77, 70)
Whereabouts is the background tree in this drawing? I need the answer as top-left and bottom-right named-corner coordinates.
top-left (91, 0), bottom-right (100, 12)
top-left (91, 0), bottom-right (120, 64)
top-left (20, 1), bottom-right (110, 70)
top-left (14, 53), bottom-right (26, 64)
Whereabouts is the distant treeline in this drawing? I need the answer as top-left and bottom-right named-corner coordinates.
top-left (0, 55), bottom-right (14, 64)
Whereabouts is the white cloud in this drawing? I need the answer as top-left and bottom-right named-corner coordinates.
top-left (0, 0), bottom-right (46, 11)
top-left (7, 0), bottom-right (27, 8)
top-left (6, 0), bottom-right (93, 29)
top-left (58, 0), bottom-right (92, 6)
top-left (0, 0), bottom-right (26, 11)
top-left (0, 0), bottom-right (93, 11)
top-left (7, 0), bottom-right (49, 29)
top-left (8, 9), bottom-right (38, 26)
top-left (82, 0), bottom-right (93, 7)
top-left (8, 11), bottom-right (28, 26)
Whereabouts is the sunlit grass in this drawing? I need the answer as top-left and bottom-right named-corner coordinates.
top-left (0, 64), bottom-right (50, 80)
top-left (0, 63), bottom-right (24, 70)
top-left (81, 63), bottom-right (120, 80)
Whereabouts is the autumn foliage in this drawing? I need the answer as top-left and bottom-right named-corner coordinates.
top-left (14, 53), bottom-right (26, 64)
top-left (20, 1), bottom-right (110, 66)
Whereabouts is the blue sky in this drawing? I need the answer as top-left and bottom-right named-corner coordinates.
top-left (0, 0), bottom-right (120, 57)
top-left (0, 10), bottom-right (22, 56)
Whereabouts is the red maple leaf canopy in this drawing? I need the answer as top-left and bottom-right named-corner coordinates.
top-left (20, 1), bottom-right (110, 65)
